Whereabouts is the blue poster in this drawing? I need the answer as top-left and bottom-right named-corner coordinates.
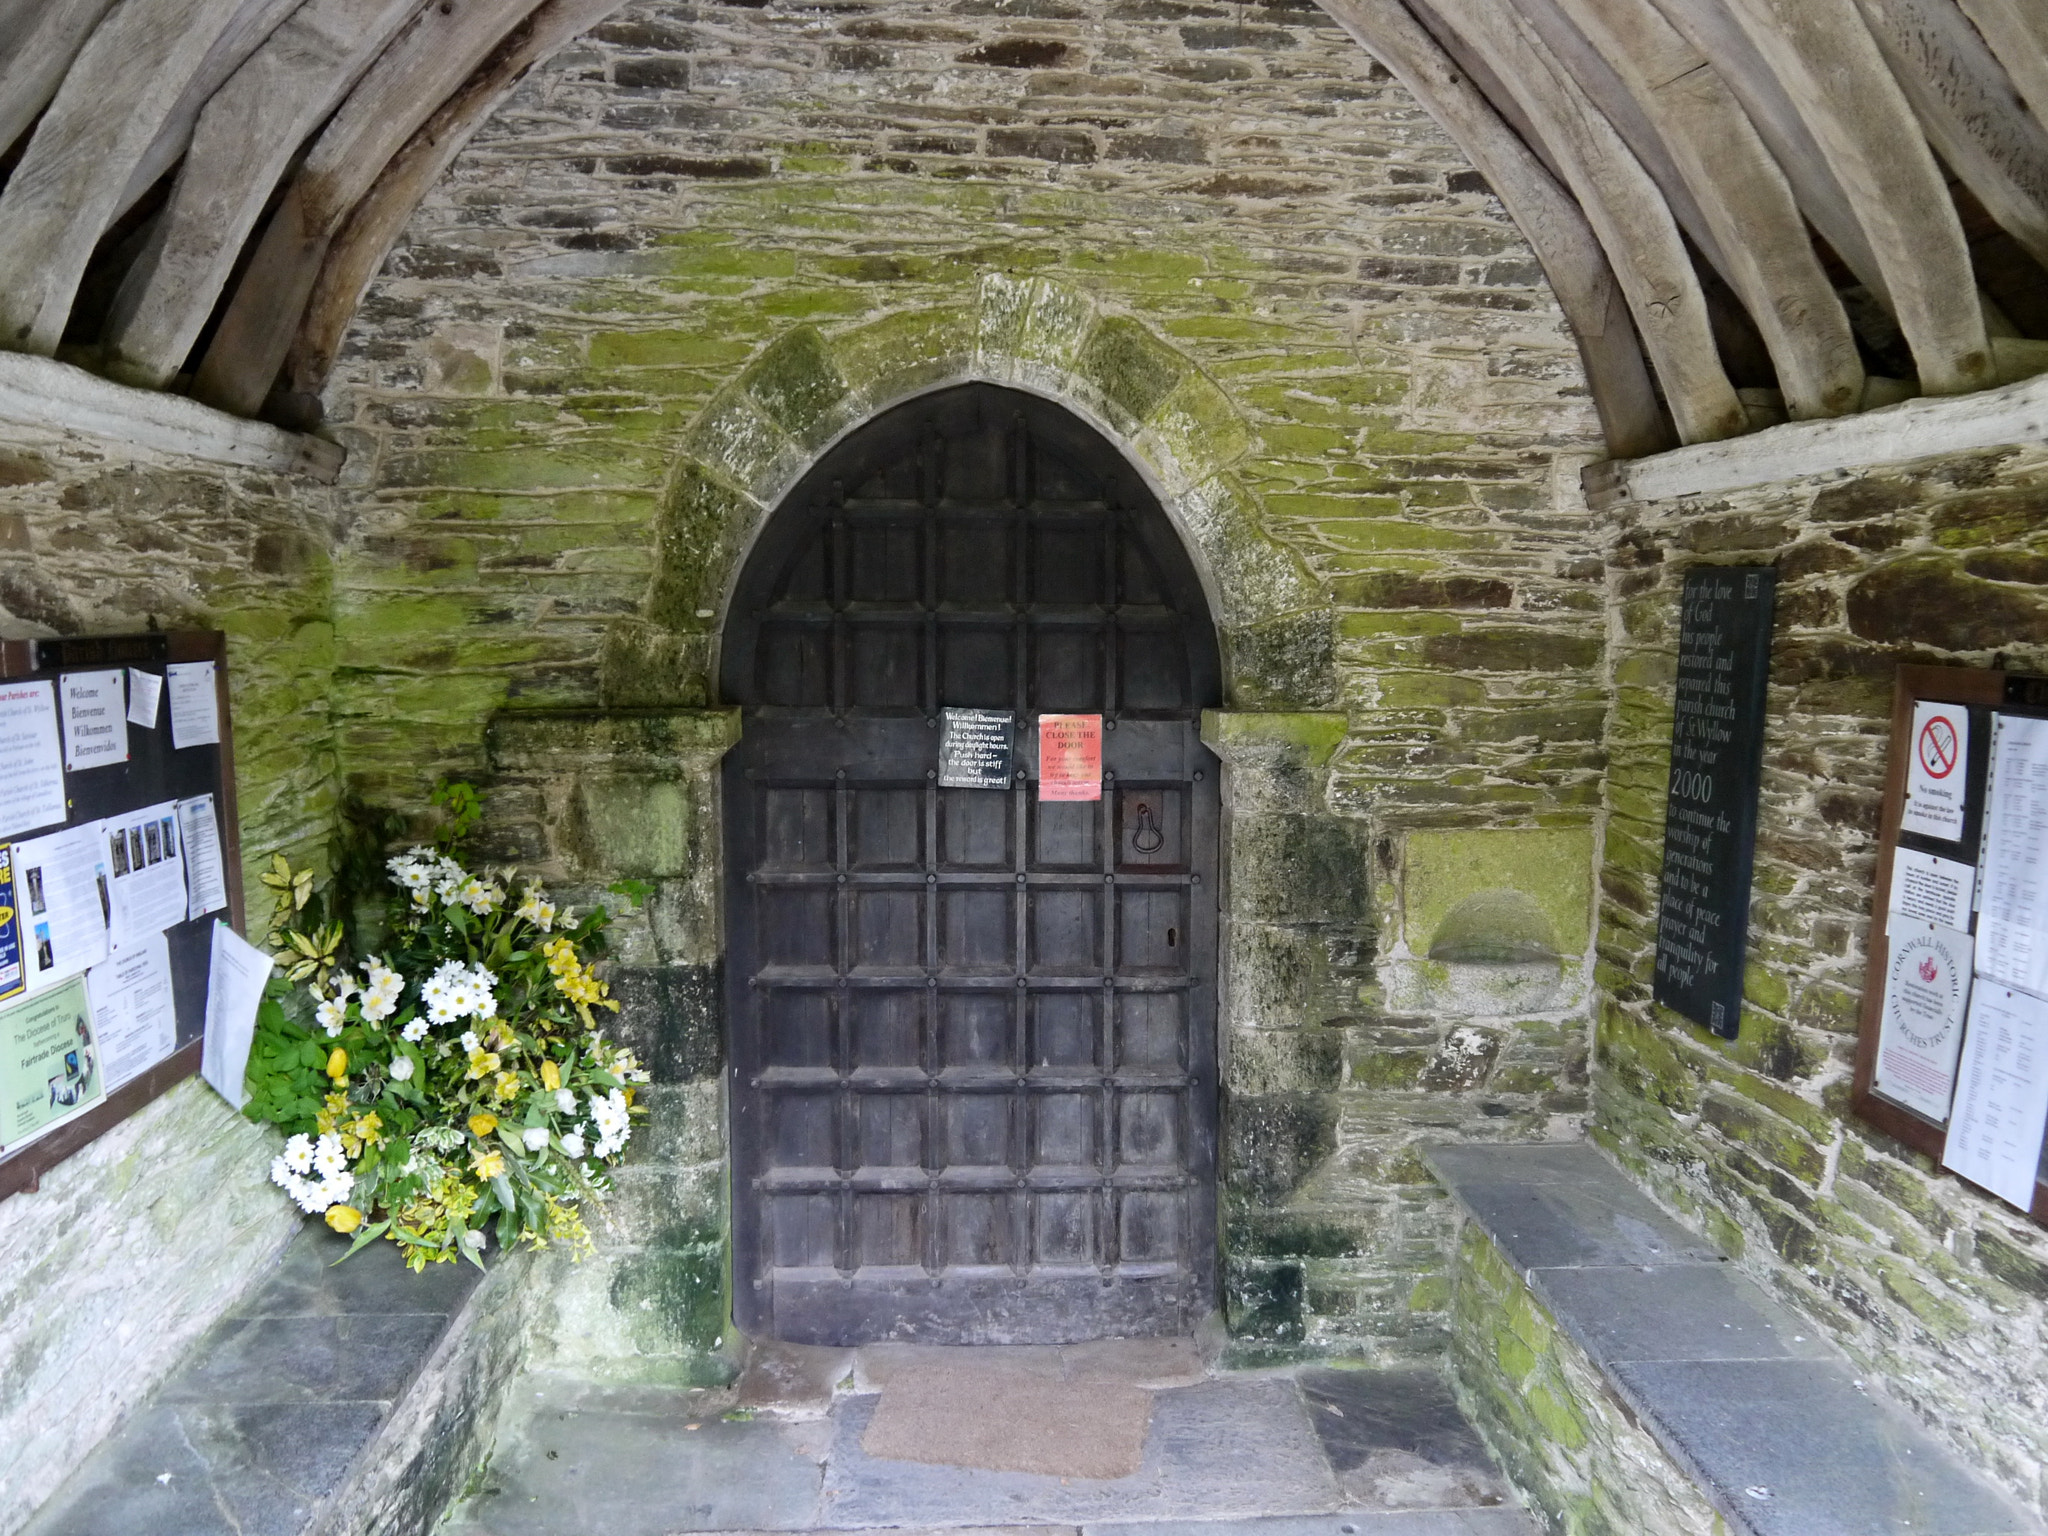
top-left (0, 845), bottom-right (24, 1002)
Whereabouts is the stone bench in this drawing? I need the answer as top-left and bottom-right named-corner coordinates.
top-left (21, 1224), bottom-right (533, 1536)
top-left (1426, 1143), bottom-right (2044, 1536)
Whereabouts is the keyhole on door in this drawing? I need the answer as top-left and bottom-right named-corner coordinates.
top-left (1132, 801), bottom-right (1164, 855)
top-left (1167, 926), bottom-right (1178, 948)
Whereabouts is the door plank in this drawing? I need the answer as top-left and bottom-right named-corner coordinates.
top-left (0, 0), bottom-right (255, 355)
top-left (0, 0), bottom-right (121, 158)
top-left (103, 0), bottom-right (426, 388)
top-left (283, 0), bottom-right (636, 404)
top-left (1853, 0), bottom-right (2048, 271)
top-left (190, 0), bottom-right (549, 415)
top-left (1954, 0), bottom-right (2048, 132)
top-left (1716, 0), bottom-right (1992, 395)
top-left (1315, 0), bottom-right (1674, 457)
top-left (1423, 0), bottom-right (1749, 443)
top-left (1551, 0), bottom-right (1864, 418)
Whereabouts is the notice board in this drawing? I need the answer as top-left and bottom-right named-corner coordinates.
top-left (1852, 663), bottom-right (2048, 1226)
top-left (0, 631), bottom-right (243, 1200)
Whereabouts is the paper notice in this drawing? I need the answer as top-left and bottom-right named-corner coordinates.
top-left (88, 930), bottom-right (176, 1091)
top-left (166, 660), bottom-right (220, 749)
top-left (1888, 847), bottom-right (1977, 930)
top-left (1038, 714), bottom-right (1102, 802)
top-left (127, 668), bottom-right (162, 729)
top-left (1901, 700), bottom-right (1970, 840)
top-left (0, 681), bottom-right (67, 840)
top-left (1943, 982), bottom-right (2048, 1211)
top-left (104, 799), bottom-right (186, 951)
top-left (59, 669), bottom-right (127, 772)
top-left (939, 708), bottom-right (1013, 789)
top-left (201, 921), bottom-right (271, 1109)
top-left (0, 975), bottom-right (102, 1151)
top-left (12, 823), bottom-right (109, 992)
top-left (1976, 714), bottom-right (2048, 995)
top-left (178, 795), bottom-right (228, 919)
top-left (1872, 920), bottom-right (1973, 1122)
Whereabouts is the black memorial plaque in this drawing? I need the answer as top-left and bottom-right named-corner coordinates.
top-left (1654, 566), bottom-right (1776, 1039)
top-left (937, 707), bottom-right (1013, 788)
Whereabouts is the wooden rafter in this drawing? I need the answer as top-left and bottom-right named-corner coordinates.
top-left (1315, 0), bottom-right (1674, 457)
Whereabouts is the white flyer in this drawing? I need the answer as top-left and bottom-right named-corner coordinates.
top-left (87, 930), bottom-right (177, 1091)
top-left (1976, 714), bottom-right (2048, 995)
top-left (1872, 919), bottom-right (1973, 1123)
top-left (104, 799), bottom-right (186, 951)
top-left (201, 920), bottom-right (272, 1110)
top-left (12, 823), bottom-right (110, 992)
top-left (1888, 847), bottom-right (1977, 930)
top-left (0, 680), bottom-right (67, 840)
top-left (59, 669), bottom-right (127, 772)
top-left (1943, 982), bottom-right (2048, 1211)
top-left (126, 668), bottom-right (162, 729)
top-left (1901, 699), bottom-right (1970, 840)
top-left (178, 795), bottom-right (229, 919)
top-left (166, 660), bottom-right (220, 749)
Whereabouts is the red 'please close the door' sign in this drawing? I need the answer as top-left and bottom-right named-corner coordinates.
top-left (1038, 714), bottom-right (1102, 801)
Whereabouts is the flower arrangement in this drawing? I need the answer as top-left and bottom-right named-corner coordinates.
top-left (243, 798), bottom-right (649, 1270)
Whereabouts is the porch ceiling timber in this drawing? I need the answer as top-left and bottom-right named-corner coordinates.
top-left (1, 0), bottom-right (2045, 459)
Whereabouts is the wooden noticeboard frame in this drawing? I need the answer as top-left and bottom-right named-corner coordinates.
top-left (1852, 662), bottom-right (2048, 1226)
top-left (0, 631), bottom-right (244, 1202)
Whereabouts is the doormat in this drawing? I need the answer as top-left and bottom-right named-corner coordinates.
top-left (860, 1362), bottom-right (1154, 1479)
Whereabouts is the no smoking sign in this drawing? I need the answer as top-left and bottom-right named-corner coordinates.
top-left (1903, 701), bottom-right (1969, 839)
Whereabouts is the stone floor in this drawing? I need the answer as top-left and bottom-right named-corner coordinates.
top-left (440, 1344), bottom-right (1536, 1536)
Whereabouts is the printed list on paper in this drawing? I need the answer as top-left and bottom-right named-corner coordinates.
top-left (1976, 714), bottom-right (2048, 996)
top-left (1944, 983), bottom-right (2048, 1211)
top-left (88, 931), bottom-right (177, 1092)
top-left (166, 660), bottom-right (220, 750)
top-left (11, 824), bottom-right (109, 993)
top-left (104, 799), bottom-right (186, 952)
top-left (178, 795), bottom-right (228, 919)
top-left (201, 921), bottom-right (271, 1110)
top-left (1888, 847), bottom-right (1977, 930)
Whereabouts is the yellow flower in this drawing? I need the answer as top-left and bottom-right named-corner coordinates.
top-left (493, 1070), bottom-right (521, 1101)
top-left (468, 1111), bottom-right (498, 1139)
top-left (540, 1059), bottom-right (561, 1092)
top-left (471, 1148), bottom-right (507, 1180)
top-left (351, 1112), bottom-right (383, 1147)
top-left (465, 1049), bottom-right (500, 1081)
top-left (325, 1204), bottom-right (364, 1234)
top-left (316, 1091), bottom-right (349, 1135)
top-left (326, 1048), bottom-right (348, 1081)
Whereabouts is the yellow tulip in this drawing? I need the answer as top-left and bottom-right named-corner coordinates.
top-left (326, 1048), bottom-right (348, 1081)
top-left (540, 1059), bottom-right (561, 1092)
top-left (468, 1111), bottom-right (498, 1138)
top-left (325, 1205), bottom-right (363, 1234)
top-left (494, 1070), bottom-right (521, 1101)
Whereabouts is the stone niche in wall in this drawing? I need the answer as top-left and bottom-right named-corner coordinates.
top-left (1387, 827), bottom-right (1594, 1017)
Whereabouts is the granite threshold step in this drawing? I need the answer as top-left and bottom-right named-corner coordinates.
top-left (1426, 1142), bottom-right (2045, 1536)
top-left (650, 1518), bottom-right (1534, 1536)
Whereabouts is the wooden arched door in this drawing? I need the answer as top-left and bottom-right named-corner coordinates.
top-left (721, 384), bottom-right (1221, 1345)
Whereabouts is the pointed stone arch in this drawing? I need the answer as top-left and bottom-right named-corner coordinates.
top-left (606, 276), bottom-right (1335, 715)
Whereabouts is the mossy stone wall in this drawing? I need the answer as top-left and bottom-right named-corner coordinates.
top-left (314, 0), bottom-right (1613, 1369)
top-left (1595, 442), bottom-right (2048, 1513)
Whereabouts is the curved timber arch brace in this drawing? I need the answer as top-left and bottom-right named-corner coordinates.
top-left (606, 283), bottom-right (1338, 717)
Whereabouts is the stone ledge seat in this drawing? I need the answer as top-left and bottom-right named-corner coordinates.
top-left (21, 1223), bottom-right (489, 1536)
top-left (1425, 1142), bottom-right (2044, 1536)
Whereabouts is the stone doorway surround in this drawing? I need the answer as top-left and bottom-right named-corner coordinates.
top-left (475, 301), bottom-right (1367, 1383)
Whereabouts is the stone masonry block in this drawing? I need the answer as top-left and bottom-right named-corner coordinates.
top-left (573, 774), bottom-right (693, 877)
top-left (1402, 826), bottom-right (1594, 960)
top-left (741, 325), bottom-right (850, 445)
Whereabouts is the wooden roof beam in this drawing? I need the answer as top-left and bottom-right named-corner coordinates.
top-left (1954, 0), bottom-right (2048, 132)
top-left (0, 0), bottom-right (122, 158)
top-left (102, 0), bottom-right (429, 389)
top-left (1314, 0), bottom-right (1673, 457)
top-left (285, 0), bottom-right (644, 410)
top-left (190, 0), bottom-right (554, 416)
top-left (1549, 0), bottom-right (1863, 418)
top-left (0, 0), bottom-right (259, 355)
top-left (1854, 0), bottom-right (2048, 273)
top-left (1717, 0), bottom-right (1991, 394)
top-left (1419, 0), bottom-right (1748, 442)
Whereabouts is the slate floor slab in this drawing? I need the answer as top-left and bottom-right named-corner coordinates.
top-left (445, 1362), bottom-right (1535, 1536)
